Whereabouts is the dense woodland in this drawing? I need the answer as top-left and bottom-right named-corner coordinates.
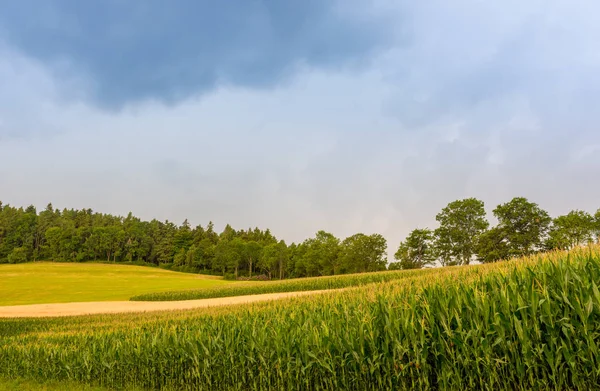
top-left (0, 198), bottom-right (598, 279)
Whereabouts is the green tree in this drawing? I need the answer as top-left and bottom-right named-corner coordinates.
top-left (545, 210), bottom-right (595, 250)
top-left (594, 209), bottom-right (600, 243)
top-left (242, 240), bottom-right (263, 277)
top-left (475, 227), bottom-right (510, 263)
top-left (173, 219), bottom-right (193, 251)
top-left (494, 197), bottom-right (551, 257)
top-left (173, 248), bottom-right (187, 267)
top-left (301, 231), bottom-right (340, 276)
top-left (391, 228), bottom-right (435, 269)
top-left (213, 239), bottom-right (240, 276)
top-left (340, 233), bottom-right (387, 273)
top-left (7, 246), bottom-right (28, 264)
top-left (259, 240), bottom-right (288, 279)
top-left (433, 198), bottom-right (489, 266)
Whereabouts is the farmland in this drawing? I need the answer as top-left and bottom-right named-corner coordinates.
top-left (0, 263), bottom-right (232, 306)
top-left (1, 246), bottom-right (599, 390)
top-left (130, 267), bottom-right (436, 301)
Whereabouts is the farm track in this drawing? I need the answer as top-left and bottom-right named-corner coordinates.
top-left (0, 290), bottom-right (331, 318)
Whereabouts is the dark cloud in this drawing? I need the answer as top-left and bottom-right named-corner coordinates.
top-left (0, 0), bottom-right (390, 108)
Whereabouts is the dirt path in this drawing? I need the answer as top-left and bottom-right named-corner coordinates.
top-left (0, 290), bottom-right (329, 318)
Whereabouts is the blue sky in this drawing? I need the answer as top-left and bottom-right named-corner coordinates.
top-left (1, 0), bottom-right (599, 255)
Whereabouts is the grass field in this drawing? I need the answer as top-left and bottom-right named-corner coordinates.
top-left (130, 267), bottom-right (435, 301)
top-left (2, 246), bottom-right (599, 390)
top-left (0, 262), bottom-right (233, 306)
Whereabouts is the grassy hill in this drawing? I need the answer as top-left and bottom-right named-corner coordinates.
top-left (0, 262), bottom-right (233, 306)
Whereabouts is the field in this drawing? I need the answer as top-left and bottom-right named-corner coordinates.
top-left (2, 246), bottom-right (599, 390)
top-left (0, 263), bottom-right (232, 306)
top-left (130, 268), bottom-right (434, 301)
top-left (0, 377), bottom-right (113, 391)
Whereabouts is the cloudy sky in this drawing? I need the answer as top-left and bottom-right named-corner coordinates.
top-left (1, 0), bottom-right (599, 256)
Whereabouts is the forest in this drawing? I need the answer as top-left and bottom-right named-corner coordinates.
top-left (0, 198), bottom-right (598, 279)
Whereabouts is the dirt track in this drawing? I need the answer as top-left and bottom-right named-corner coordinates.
top-left (0, 290), bottom-right (328, 318)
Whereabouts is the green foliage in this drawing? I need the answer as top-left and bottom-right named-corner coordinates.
top-left (595, 209), bottom-right (600, 242)
top-left (433, 198), bottom-right (489, 266)
top-left (546, 210), bottom-right (596, 250)
top-left (393, 228), bottom-right (435, 269)
top-left (493, 197), bottom-right (551, 257)
top-left (1, 198), bottom-right (597, 278)
top-left (339, 233), bottom-right (387, 273)
top-left (7, 247), bottom-right (28, 264)
top-left (259, 240), bottom-right (288, 279)
top-left (0, 201), bottom-right (392, 280)
top-left (0, 377), bottom-right (117, 391)
top-left (475, 227), bottom-right (510, 263)
top-left (3, 247), bottom-right (600, 390)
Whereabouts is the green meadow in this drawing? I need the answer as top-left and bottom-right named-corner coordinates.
top-left (0, 262), bottom-right (233, 306)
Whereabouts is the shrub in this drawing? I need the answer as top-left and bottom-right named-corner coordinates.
top-left (7, 247), bottom-right (28, 264)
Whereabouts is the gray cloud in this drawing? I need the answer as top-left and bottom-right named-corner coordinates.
top-left (0, 0), bottom-right (391, 108)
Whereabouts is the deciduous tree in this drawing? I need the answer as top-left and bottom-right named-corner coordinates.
top-left (433, 198), bottom-right (489, 266)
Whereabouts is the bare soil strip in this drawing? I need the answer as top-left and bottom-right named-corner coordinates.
top-left (0, 290), bottom-right (329, 318)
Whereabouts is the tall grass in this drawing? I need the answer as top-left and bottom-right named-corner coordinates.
top-left (1, 246), bottom-right (599, 390)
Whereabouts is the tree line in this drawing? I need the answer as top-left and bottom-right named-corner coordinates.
top-left (0, 198), bottom-right (598, 278)
top-left (390, 197), bottom-right (600, 269)
top-left (0, 201), bottom-right (386, 279)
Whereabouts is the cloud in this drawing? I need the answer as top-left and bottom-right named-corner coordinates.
top-left (0, 0), bottom-right (392, 108)
top-left (0, 1), bottom-right (599, 261)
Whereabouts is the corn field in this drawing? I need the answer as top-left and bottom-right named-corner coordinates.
top-left (129, 268), bottom-right (436, 301)
top-left (1, 246), bottom-right (600, 390)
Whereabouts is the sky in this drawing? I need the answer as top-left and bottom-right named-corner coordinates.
top-left (1, 0), bottom-right (599, 258)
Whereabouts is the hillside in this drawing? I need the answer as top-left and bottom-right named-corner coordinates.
top-left (0, 262), bottom-right (232, 306)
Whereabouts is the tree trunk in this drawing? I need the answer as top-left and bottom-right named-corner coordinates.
top-left (279, 259), bottom-right (283, 280)
top-left (249, 259), bottom-right (253, 278)
top-left (235, 265), bottom-right (238, 279)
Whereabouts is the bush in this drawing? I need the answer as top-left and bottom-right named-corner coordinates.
top-left (223, 272), bottom-right (237, 280)
top-left (7, 247), bottom-right (28, 264)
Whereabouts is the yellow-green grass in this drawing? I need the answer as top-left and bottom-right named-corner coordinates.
top-left (0, 262), bottom-right (234, 306)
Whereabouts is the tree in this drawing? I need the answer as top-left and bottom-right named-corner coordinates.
top-left (173, 219), bottom-right (193, 251)
top-left (433, 198), bottom-right (489, 266)
top-left (545, 210), bottom-right (595, 250)
top-left (475, 227), bottom-right (510, 263)
top-left (301, 231), bottom-right (341, 276)
top-left (494, 197), bottom-right (551, 257)
top-left (8, 246), bottom-right (28, 264)
top-left (242, 241), bottom-right (262, 277)
top-left (259, 240), bottom-right (288, 279)
top-left (213, 239), bottom-right (241, 276)
top-left (387, 262), bottom-right (403, 270)
top-left (155, 221), bottom-right (176, 264)
top-left (173, 248), bottom-right (187, 267)
top-left (391, 228), bottom-right (435, 269)
top-left (340, 233), bottom-right (387, 273)
top-left (594, 209), bottom-right (600, 243)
